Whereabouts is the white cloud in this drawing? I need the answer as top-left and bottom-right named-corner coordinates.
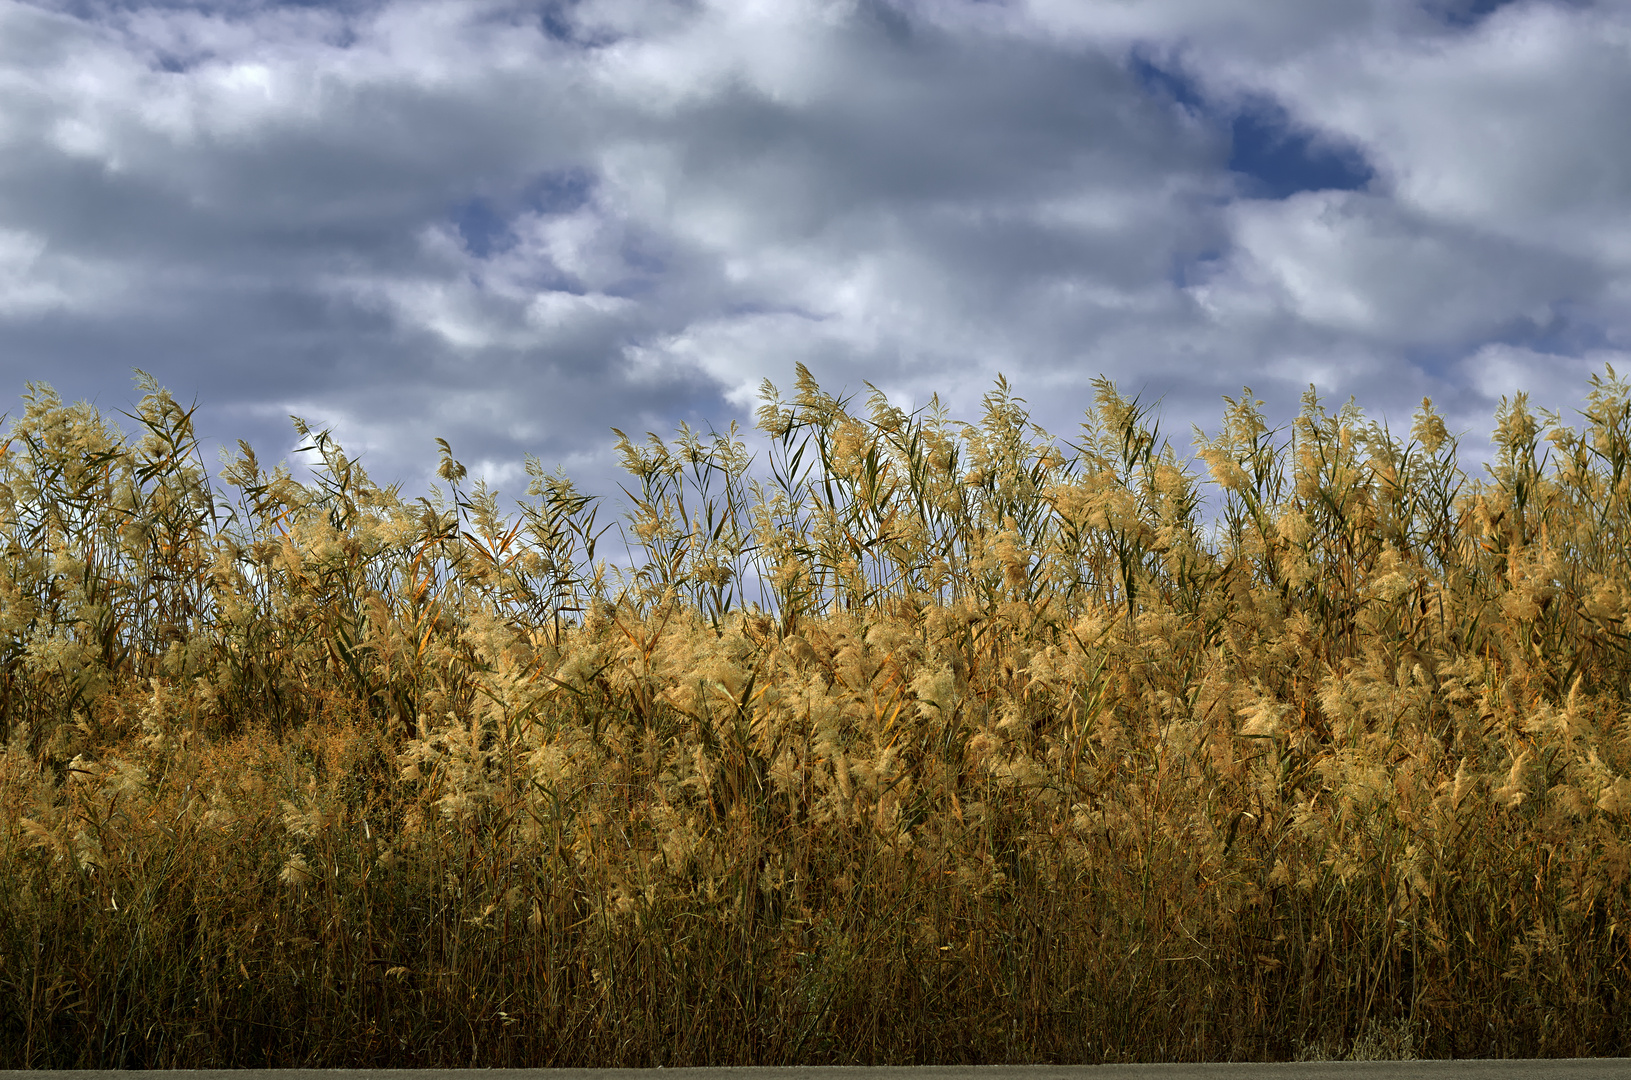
top-left (1200, 189), bottom-right (1592, 345)
top-left (0, 0), bottom-right (1626, 506)
top-left (1215, 1), bottom-right (1631, 265)
top-left (1458, 342), bottom-right (1623, 407)
top-left (0, 227), bottom-right (70, 315)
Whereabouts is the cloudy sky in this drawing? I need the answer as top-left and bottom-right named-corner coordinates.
top-left (2, 0), bottom-right (1628, 511)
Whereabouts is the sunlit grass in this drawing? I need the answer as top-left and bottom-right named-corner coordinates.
top-left (3, 364), bottom-right (1631, 1065)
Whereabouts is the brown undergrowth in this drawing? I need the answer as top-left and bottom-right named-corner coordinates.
top-left (3, 366), bottom-right (1631, 1065)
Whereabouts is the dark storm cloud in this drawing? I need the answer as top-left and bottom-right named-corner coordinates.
top-left (0, 0), bottom-right (1627, 508)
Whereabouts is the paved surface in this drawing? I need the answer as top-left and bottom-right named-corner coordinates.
top-left (6, 1065), bottom-right (1631, 1079)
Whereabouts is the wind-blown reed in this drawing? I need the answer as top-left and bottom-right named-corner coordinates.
top-left (3, 364), bottom-right (1631, 1065)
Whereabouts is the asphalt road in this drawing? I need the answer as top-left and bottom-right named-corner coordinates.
top-left (6, 1065), bottom-right (1630, 1079)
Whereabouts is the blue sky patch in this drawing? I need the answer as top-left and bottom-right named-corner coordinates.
top-left (1129, 50), bottom-right (1374, 201)
top-left (450, 169), bottom-right (596, 259)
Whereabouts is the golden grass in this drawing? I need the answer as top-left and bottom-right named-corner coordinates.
top-left (3, 364), bottom-right (1631, 1065)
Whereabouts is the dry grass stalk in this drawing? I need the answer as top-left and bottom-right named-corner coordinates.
top-left (3, 364), bottom-right (1631, 1065)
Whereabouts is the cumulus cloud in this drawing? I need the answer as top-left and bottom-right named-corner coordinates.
top-left (0, 0), bottom-right (1626, 510)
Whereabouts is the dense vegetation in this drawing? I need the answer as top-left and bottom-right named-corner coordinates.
top-left (3, 365), bottom-right (1631, 1065)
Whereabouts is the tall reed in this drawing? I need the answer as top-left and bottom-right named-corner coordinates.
top-left (3, 364), bottom-right (1631, 1065)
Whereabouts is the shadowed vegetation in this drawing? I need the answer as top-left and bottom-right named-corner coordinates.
top-left (4, 365), bottom-right (1631, 1065)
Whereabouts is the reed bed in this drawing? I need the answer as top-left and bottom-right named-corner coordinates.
top-left (3, 365), bottom-right (1631, 1066)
